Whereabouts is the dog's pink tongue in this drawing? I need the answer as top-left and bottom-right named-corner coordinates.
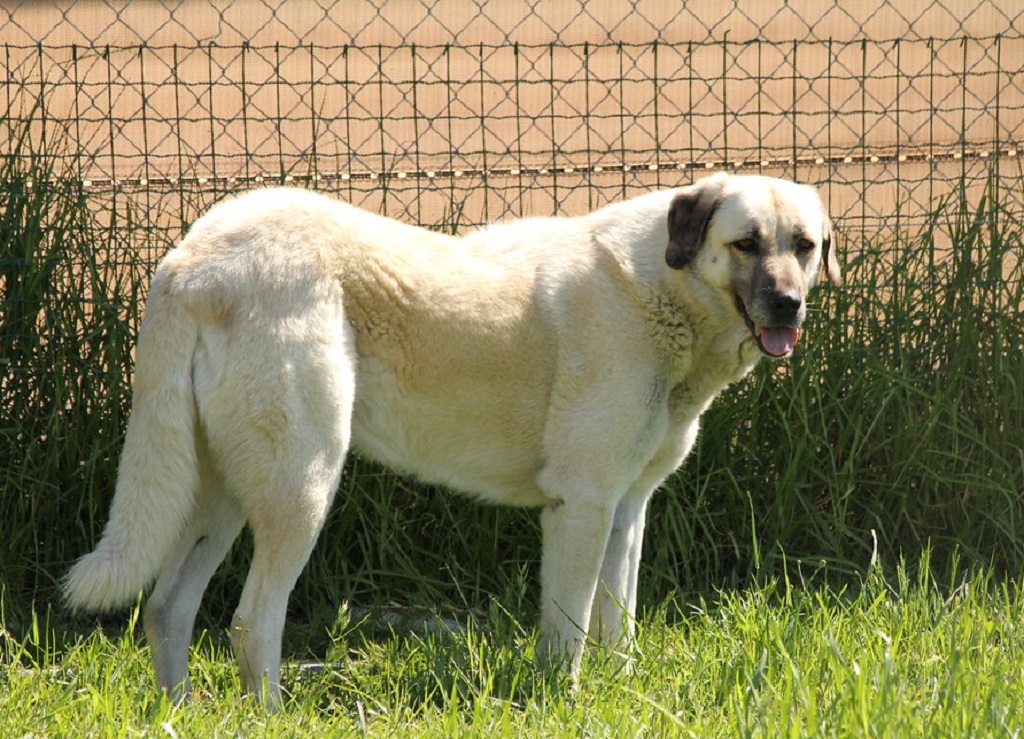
top-left (757, 326), bottom-right (800, 357)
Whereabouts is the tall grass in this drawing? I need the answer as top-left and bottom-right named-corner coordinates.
top-left (1, 117), bottom-right (1022, 639)
top-left (0, 121), bottom-right (142, 623)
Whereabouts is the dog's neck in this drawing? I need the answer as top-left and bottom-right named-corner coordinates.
top-left (639, 277), bottom-right (762, 408)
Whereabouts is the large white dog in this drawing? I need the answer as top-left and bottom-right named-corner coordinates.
top-left (66, 173), bottom-right (841, 707)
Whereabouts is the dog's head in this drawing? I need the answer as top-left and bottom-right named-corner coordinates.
top-left (665, 173), bottom-right (841, 358)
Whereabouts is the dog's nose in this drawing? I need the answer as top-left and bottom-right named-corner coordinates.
top-left (768, 289), bottom-right (803, 322)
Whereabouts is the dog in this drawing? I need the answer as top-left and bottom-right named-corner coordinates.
top-left (65, 172), bottom-right (841, 708)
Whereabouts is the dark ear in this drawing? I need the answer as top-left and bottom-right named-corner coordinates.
top-left (821, 211), bottom-right (842, 286)
top-left (666, 177), bottom-right (726, 269)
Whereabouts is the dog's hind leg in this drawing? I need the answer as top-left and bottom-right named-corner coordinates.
top-left (144, 479), bottom-right (245, 702)
top-left (231, 431), bottom-right (350, 708)
top-left (230, 470), bottom-right (340, 709)
top-left (226, 313), bottom-right (355, 709)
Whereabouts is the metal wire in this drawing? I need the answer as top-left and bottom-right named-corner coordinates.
top-left (2, 1), bottom-right (1022, 239)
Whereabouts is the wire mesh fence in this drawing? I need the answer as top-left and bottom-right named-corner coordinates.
top-left (3, 0), bottom-right (1023, 254)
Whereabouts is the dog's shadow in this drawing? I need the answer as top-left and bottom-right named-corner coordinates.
top-left (281, 600), bottom-right (569, 716)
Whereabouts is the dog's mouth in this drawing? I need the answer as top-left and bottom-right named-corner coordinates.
top-left (734, 295), bottom-right (801, 358)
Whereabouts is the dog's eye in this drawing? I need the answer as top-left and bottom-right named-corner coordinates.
top-left (795, 237), bottom-right (816, 252)
top-left (733, 240), bottom-right (757, 257)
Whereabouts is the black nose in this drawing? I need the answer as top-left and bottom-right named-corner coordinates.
top-left (768, 289), bottom-right (803, 322)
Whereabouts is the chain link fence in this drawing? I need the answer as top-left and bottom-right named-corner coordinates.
top-left (2, 0), bottom-right (1023, 250)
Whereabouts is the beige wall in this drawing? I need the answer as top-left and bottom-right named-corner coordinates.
top-left (4, 1), bottom-right (1021, 47)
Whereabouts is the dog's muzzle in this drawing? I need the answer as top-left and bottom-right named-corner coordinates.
top-left (734, 290), bottom-right (804, 358)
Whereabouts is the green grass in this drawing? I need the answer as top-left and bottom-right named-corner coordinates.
top-left (4, 554), bottom-right (1024, 735)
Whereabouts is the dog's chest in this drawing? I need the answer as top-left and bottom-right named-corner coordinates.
top-left (654, 317), bottom-right (761, 432)
top-left (642, 291), bottom-right (759, 414)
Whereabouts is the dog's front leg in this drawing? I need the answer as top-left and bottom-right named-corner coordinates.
top-left (536, 489), bottom-right (616, 678)
top-left (588, 420), bottom-right (699, 657)
top-left (587, 488), bottom-right (652, 652)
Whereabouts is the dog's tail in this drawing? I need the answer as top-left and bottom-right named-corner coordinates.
top-left (64, 249), bottom-right (201, 612)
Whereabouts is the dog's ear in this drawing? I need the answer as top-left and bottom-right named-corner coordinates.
top-left (665, 177), bottom-right (726, 270)
top-left (821, 211), bottom-right (842, 286)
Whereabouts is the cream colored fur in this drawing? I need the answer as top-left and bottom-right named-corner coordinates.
top-left (64, 173), bottom-right (839, 708)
